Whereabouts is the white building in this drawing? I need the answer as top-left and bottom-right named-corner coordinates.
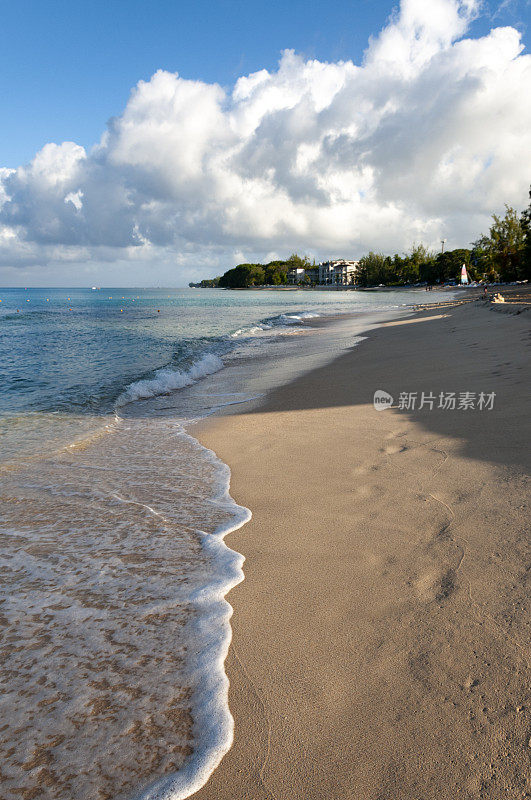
top-left (318, 260), bottom-right (359, 285)
top-left (287, 268), bottom-right (306, 284)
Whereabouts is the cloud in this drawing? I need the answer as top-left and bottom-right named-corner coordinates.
top-left (1, 0), bottom-right (530, 283)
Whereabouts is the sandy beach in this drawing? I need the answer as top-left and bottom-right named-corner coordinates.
top-left (193, 299), bottom-right (530, 800)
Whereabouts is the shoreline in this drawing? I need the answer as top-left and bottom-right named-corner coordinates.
top-left (192, 300), bottom-right (530, 799)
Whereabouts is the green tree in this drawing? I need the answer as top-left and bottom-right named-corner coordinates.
top-left (406, 243), bottom-right (433, 284)
top-left (391, 253), bottom-right (406, 284)
top-left (218, 263), bottom-right (265, 288)
top-left (264, 262), bottom-right (288, 284)
top-left (356, 252), bottom-right (391, 286)
top-left (488, 205), bottom-right (525, 281)
top-left (285, 253), bottom-right (312, 269)
top-left (434, 248), bottom-right (472, 283)
top-left (385, 243), bottom-right (432, 284)
top-left (520, 186), bottom-right (531, 281)
top-left (470, 236), bottom-right (495, 281)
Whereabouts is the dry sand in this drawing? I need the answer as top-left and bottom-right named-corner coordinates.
top-left (194, 301), bottom-right (530, 800)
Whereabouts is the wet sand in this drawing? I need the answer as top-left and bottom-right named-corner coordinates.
top-left (194, 301), bottom-right (530, 799)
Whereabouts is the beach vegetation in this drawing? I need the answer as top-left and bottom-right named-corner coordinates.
top-left (216, 253), bottom-right (313, 288)
top-left (218, 263), bottom-right (266, 288)
top-left (190, 277), bottom-right (220, 288)
top-left (285, 253), bottom-right (313, 270)
top-left (521, 186), bottom-right (531, 281)
top-left (470, 236), bottom-right (494, 280)
top-left (200, 192), bottom-right (531, 287)
top-left (264, 262), bottom-right (289, 285)
top-left (356, 252), bottom-right (393, 286)
top-left (487, 205), bottom-right (526, 282)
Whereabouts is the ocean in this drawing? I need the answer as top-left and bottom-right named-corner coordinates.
top-left (0, 285), bottom-right (452, 799)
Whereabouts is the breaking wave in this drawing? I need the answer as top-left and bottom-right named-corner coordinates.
top-left (117, 353), bottom-right (224, 406)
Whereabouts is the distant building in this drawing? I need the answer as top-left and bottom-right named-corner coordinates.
top-left (305, 267), bottom-right (320, 283)
top-left (287, 268), bottom-right (306, 284)
top-left (318, 260), bottom-right (359, 285)
top-left (287, 266), bottom-right (320, 284)
top-left (287, 260), bottom-right (358, 286)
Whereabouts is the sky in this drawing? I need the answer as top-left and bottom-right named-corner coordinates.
top-left (0, 0), bottom-right (530, 286)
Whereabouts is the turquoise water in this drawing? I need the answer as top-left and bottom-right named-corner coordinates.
top-left (0, 285), bottom-right (447, 418)
top-left (0, 285), bottom-right (452, 800)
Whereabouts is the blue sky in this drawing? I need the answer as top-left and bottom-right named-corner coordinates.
top-left (1, 0), bottom-right (529, 169)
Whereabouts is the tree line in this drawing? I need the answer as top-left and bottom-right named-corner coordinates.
top-left (357, 194), bottom-right (531, 287)
top-left (191, 189), bottom-right (531, 288)
top-left (192, 254), bottom-right (312, 288)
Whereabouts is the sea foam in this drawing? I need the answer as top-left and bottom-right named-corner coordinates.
top-left (0, 416), bottom-right (250, 800)
top-left (117, 353), bottom-right (224, 405)
top-left (131, 438), bottom-right (251, 800)
top-left (279, 311), bottom-right (320, 322)
top-left (230, 311), bottom-right (320, 338)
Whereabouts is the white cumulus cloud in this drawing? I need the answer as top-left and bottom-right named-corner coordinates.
top-left (0, 0), bottom-right (530, 284)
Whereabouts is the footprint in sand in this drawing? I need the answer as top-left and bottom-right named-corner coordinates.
top-left (384, 430), bottom-right (407, 439)
top-left (351, 462), bottom-right (382, 475)
top-left (381, 443), bottom-right (409, 454)
top-left (414, 568), bottom-right (456, 603)
top-left (351, 483), bottom-right (383, 499)
top-left (381, 430), bottom-right (409, 454)
top-left (351, 465), bottom-right (369, 476)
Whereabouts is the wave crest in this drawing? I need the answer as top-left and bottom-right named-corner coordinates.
top-left (117, 353), bottom-right (224, 406)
